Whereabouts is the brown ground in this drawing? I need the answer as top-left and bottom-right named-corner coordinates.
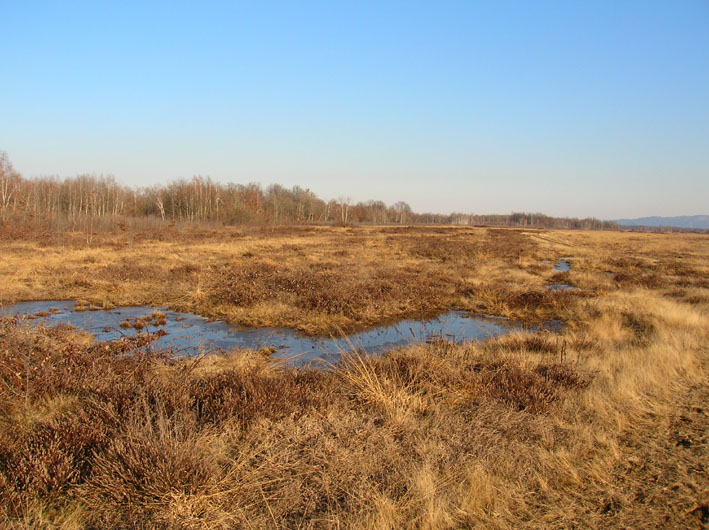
top-left (0, 225), bottom-right (707, 528)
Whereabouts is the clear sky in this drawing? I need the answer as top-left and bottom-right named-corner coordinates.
top-left (1, 1), bottom-right (707, 219)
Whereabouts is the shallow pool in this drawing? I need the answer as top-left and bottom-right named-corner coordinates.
top-left (1, 301), bottom-right (553, 366)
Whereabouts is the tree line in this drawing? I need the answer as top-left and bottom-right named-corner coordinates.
top-left (448, 212), bottom-right (618, 230)
top-left (0, 151), bottom-right (618, 231)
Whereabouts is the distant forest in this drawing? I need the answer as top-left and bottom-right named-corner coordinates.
top-left (0, 152), bottom-right (617, 231)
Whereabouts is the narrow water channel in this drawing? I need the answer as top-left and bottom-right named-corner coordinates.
top-left (547, 258), bottom-right (574, 290)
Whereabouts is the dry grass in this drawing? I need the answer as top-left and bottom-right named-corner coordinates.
top-left (1, 226), bottom-right (708, 528)
top-left (0, 225), bottom-right (582, 334)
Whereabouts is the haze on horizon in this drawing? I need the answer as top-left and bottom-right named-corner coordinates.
top-left (1, 1), bottom-right (707, 220)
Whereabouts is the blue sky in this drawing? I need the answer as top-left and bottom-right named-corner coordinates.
top-left (1, 1), bottom-right (707, 219)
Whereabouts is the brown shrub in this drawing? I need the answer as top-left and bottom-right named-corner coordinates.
top-left (495, 333), bottom-right (560, 354)
top-left (1, 405), bottom-right (113, 510)
top-left (78, 407), bottom-right (217, 528)
top-left (465, 359), bottom-right (590, 413)
top-left (404, 236), bottom-right (482, 262)
top-left (613, 272), bottom-right (664, 289)
top-left (207, 261), bottom-right (456, 323)
top-left (102, 262), bottom-right (167, 282)
top-left (190, 368), bottom-right (337, 426)
top-left (508, 289), bottom-right (575, 311)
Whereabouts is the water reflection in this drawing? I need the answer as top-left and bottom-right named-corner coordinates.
top-left (0, 301), bottom-right (546, 366)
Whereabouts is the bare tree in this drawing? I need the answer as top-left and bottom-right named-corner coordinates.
top-left (392, 201), bottom-right (412, 224)
top-left (155, 195), bottom-right (166, 221)
top-left (338, 196), bottom-right (351, 225)
top-left (0, 152), bottom-right (19, 220)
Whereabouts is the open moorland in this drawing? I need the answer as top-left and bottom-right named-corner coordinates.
top-left (1, 225), bottom-right (708, 528)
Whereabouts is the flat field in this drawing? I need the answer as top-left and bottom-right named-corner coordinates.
top-left (1, 225), bottom-right (707, 528)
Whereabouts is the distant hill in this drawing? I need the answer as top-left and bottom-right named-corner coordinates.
top-left (615, 215), bottom-right (709, 230)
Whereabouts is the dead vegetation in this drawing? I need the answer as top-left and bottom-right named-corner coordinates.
top-left (0, 317), bottom-right (593, 528)
top-left (0, 226), bottom-right (708, 528)
top-left (0, 225), bottom-right (584, 334)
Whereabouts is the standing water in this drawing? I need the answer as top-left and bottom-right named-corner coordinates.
top-left (1, 301), bottom-right (547, 366)
top-left (546, 258), bottom-right (574, 290)
top-left (553, 259), bottom-right (571, 272)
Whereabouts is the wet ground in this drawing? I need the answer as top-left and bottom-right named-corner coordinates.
top-left (547, 258), bottom-right (574, 290)
top-left (553, 258), bottom-right (571, 272)
top-left (1, 301), bottom-right (546, 366)
top-left (547, 283), bottom-right (575, 291)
